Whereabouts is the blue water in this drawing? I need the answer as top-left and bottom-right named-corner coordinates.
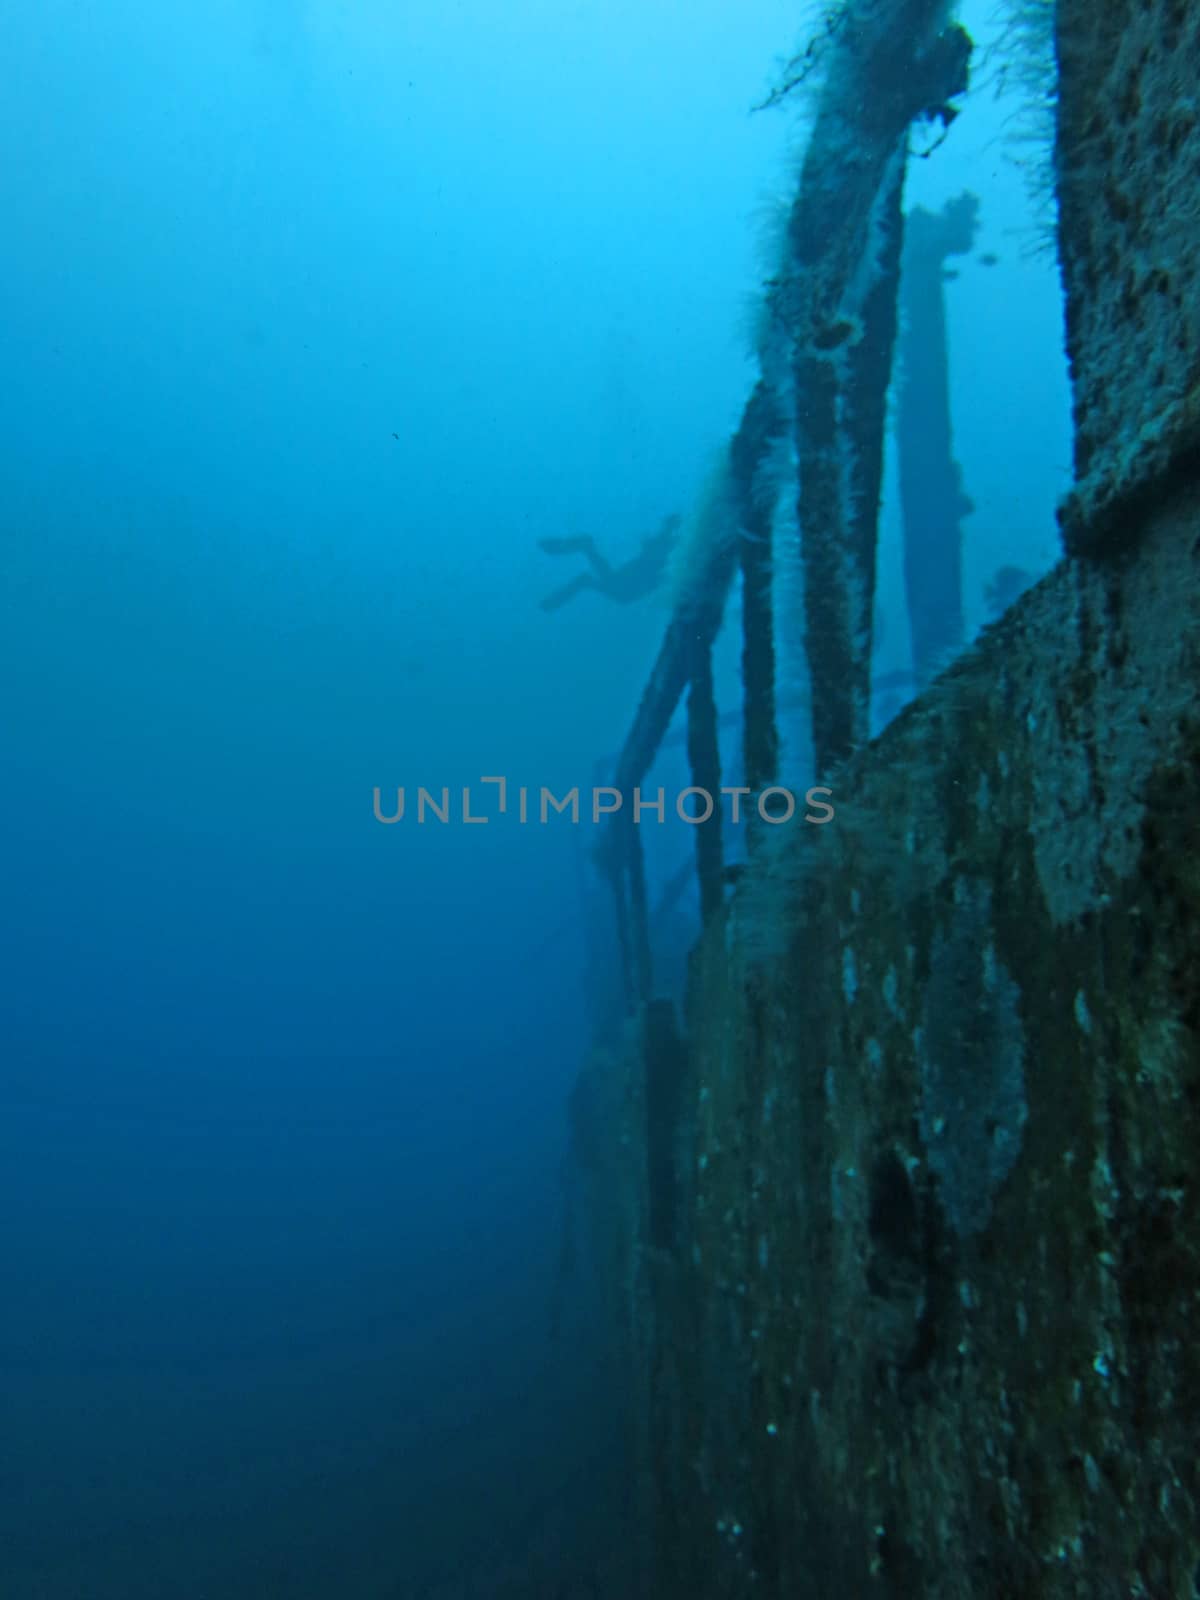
top-left (0, 1), bottom-right (1069, 1594)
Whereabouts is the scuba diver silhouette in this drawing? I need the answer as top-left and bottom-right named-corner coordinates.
top-left (537, 513), bottom-right (681, 612)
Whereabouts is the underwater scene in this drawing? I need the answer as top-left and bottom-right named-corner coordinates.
top-left (3, 0), bottom-right (1199, 1595)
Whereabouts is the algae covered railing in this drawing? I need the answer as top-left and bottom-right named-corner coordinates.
top-left (598, 0), bottom-right (972, 1014)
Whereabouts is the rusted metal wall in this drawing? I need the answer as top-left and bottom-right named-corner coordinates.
top-left (1056, 0), bottom-right (1200, 552)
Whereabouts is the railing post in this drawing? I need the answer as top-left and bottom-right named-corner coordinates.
top-left (898, 194), bottom-right (979, 686)
top-left (685, 645), bottom-right (723, 926)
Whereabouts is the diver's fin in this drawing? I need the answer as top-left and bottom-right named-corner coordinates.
top-left (540, 574), bottom-right (595, 612)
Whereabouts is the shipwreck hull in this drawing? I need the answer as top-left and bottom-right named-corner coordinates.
top-left (579, 1), bottom-right (1200, 1594)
